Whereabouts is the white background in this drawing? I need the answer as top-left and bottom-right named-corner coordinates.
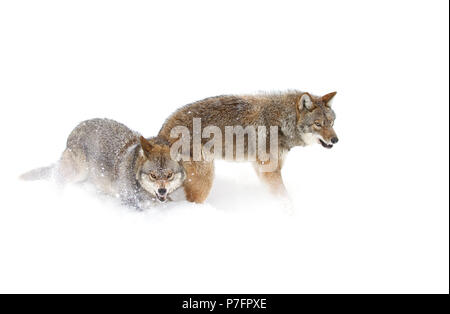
top-left (0, 0), bottom-right (448, 293)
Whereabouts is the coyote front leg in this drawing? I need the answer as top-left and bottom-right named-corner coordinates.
top-left (182, 160), bottom-right (215, 203)
top-left (254, 156), bottom-right (287, 196)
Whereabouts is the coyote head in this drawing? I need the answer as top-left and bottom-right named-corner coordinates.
top-left (137, 137), bottom-right (186, 202)
top-left (296, 91), bottom-right (339, 149)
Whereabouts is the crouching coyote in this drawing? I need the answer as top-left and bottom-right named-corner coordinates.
top-left (20, 118), bottom-right (186, 208)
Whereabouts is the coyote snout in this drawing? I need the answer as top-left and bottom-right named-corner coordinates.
top-left (143, 175), bottom-right (171, 202)
top-left (317, 126), bottom-right (339, 149)
top-left (157, 188), bottom-right (168, 202)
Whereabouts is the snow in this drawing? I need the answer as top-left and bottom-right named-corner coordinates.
top-left (1, 142), bottom-right (448, 293)
top-left (0, 0), bottom-right (448, 294)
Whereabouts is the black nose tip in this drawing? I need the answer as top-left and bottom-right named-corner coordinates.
top-left (331, 137), bottom-right (339, 144)
top-left (158, 188), bottom-right (167, 195)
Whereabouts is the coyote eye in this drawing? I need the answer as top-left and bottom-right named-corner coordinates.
top-left (167, 172), bottom-right (174, 180)
top-left (314, 121), bottom-right (322, 128)
top-left (149, 173), bottom-right (157, 180)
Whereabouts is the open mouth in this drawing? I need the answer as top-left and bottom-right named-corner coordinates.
top-left (319, 139), bottom-right (333, 149)
top-left (156, 195), bottom-right (167, 202)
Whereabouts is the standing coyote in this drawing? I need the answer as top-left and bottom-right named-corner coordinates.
top-left (20, 118), bottom-right (186, 208)
top-left (159, 91), bottom-right (339, 203)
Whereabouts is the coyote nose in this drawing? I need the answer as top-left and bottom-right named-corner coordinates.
top-left (158, 188), bottom-right (167, 195)
top-left (331, 137), bottom-right (339, 144)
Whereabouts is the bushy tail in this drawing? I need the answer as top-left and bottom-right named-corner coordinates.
top-left (19, 165), bottom-right (55, 181)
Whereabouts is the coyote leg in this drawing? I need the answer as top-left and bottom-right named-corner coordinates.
top-left (182, 160), bottom-right (215, 203)
top-left (254, 157), bottom-right (288, 196)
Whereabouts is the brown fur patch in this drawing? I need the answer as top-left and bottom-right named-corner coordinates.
top-left (182, 160), bottom-right (215, 203)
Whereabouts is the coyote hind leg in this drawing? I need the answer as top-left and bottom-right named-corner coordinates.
top-left (56, 148), bottom-right (89, 185)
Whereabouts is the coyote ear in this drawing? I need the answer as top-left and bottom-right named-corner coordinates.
top-left (140, 136), bottom-right (153, 155)
top-left (322, 91), bottom-right (337, 107)
top-left (298, 93), bottom-right (314, 111)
